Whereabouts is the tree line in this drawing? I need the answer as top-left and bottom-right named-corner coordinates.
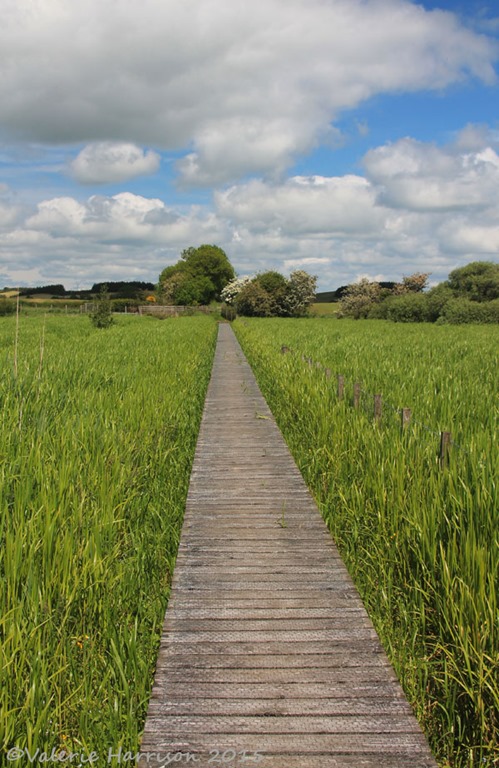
top-left (3, 248), bottom-right (497, 325)
top-left (16, 281), bottom-right (155, 299)
top-left (158, 244), bottom-right (317, 318)
top-left (338, 261), bottom-right (499, 324)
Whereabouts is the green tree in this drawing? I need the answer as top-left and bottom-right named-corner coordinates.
top-left (440, 297), bottom-right (499, 324)
top-left (425, 282), bottom-right (454, 322)
top-left (234, 281), bottom-right (273, 317)
top-left (175, 276), bottom-right (215, 305)
top-left (158, 264), bottom-right (183, 288)
top-left (158, 245), bottom-right (235, 304)
top-left (447, 261), bottom-right (499, 302)
top-left (254, 271), bottom-right (288, 314)
top-left (160, 271), bottom-right (188, 304)
top-left (384, 293), bottom-right (429, 323)
top-left (181, 245), bottom-right (235, 295)
top-left (90, 285), bottom-right (114, 329)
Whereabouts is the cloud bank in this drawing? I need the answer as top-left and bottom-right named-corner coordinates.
top-left (0, 0), bottom-right (496, 185)
top-left (2, 129), bottom-right (498, 289)
top-left (0, 1), bottom-right (498, 288)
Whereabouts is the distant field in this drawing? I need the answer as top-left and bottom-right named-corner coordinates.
top-left (0, 293), bottom-right (84, 308)
top-left (22, 297), bottom-right (84, 306)
top-left (0, 314), bottom-right (217, 754)
top-left (234, 317), bottom-right (498, 768)
top-left (309, 301), bottom-right (339, 316)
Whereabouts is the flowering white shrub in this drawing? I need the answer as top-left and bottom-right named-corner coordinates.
top-left (220, 275), bottom-right (254, 305)
top-left (222, 269), bottom-right (317, 316)
top-left (281, 270), bottom-right (317, 316)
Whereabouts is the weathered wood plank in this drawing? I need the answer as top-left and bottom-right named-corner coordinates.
top-left (154, 652), bottom-right (390, 669)
top-left (148, 681), bottom-right (411, 700)
top-left (146, 696), bottom-right (412, 716)
top-left (166, 608), bottom-right (369, 620)
top-left (152, 666), bottom-right (399, 684)
top-left (157, 640), bottom-right (386, 656)
top-left (168, 596), bottom-right (361, 609)
top-left (162, 630), bottom-right (380, 643)
top-left (138, 753), bottom-right (433, 768)
top-left (143, 714), bottom-right (422, 734)
top-left (138, 324), bottom-right (437, 768)
top-left (171, 584), bottom-right (360, 594)
top-left (165, 618), bottom-right (375, 632)
top-left (140, 732), bottom-right (432, 753)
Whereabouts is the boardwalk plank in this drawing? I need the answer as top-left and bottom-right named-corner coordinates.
top-left (146, 697), bottom-right (412, 716)
top-left (154, 652), bottom-right (390, 669)
top-left (148, 681), bottom-right (413, 700)
top-left (140, 733), bottom-right (432, 753)
top-left (138, 324), bottom-right (437, 767)
top-left (143, 714), bottom-right (422, 734)
top-left (157, 641), bottom-right (386, 656)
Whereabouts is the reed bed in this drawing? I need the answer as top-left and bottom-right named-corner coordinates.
top-left (234, 317), bottom-right (498, 768)
top-left (0, 314), bottom-right (217, 757)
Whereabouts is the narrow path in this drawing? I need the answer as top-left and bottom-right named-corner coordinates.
top-left (139, 323), bottom-right (437, 767)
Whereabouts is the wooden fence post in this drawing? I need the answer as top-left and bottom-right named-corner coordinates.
top-left (374, 394), bottom-right (382, 424)
top-left (401, 408), bottom-right (411, 432)
top-left (337, 375), bottom-right (345, 400)
top-left (439, 431), bottom-right (452, 470)
top-left (353, 382), bottom-right (361, 410)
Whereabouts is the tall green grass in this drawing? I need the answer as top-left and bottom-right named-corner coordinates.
top-left (234, 318), bottom-right (498, 768)
top-left (0, 314), bottom-right (217, 756)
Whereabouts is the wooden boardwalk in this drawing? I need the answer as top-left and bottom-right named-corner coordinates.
top-left (139, 324), bottom-right (437, 768)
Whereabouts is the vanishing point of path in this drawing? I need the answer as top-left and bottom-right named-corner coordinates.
top-left (139, 323), bottom-right (437, 768)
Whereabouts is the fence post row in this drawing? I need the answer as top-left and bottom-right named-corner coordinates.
top-left (280, 346), bottom-right (455, 470)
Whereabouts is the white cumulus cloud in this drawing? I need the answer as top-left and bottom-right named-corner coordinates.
top-left (1, 129), bottom-right (499, 291)
top-left (0, 0), bottom-right (496, 185)
top-left (70, 143), bottom-right (160, 184)
top-left (25, 192), bottom-right (225, 245)
top-left (364, 136), bottom-right (499, 211)
top-left (216, 175), bottom-right (385, 235)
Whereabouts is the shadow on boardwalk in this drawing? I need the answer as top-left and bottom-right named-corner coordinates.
top-left (139, 323), bottom-right (437, 768)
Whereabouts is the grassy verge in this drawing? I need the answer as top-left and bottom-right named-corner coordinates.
top-left (0, 314), bottom-right (217, 757)
top-left (234, 317), bottom-right (498, 768)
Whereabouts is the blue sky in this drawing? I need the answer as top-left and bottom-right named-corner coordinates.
top-left (0, 0), bottom-right (498, 291)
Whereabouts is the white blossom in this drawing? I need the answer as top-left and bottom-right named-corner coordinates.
top-left (220, 275), bottom-right (254, 305)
